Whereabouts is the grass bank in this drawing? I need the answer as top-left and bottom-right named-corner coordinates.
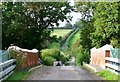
top-left (63, 28), bottom-right (79, 54)
top-left (68, 29), bottom-right (80, 48)
top-left (4, 69), bottom-right (30, 81)
top-left (96, 70), bottom-right (119, 80)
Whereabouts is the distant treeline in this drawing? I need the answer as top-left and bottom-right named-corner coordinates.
top-left (49, 27), bottom-right (74, 29)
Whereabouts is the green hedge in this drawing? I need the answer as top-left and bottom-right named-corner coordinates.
top-left (41, 48), bottom-right (68, 65)
top-left (65, 28), bottom-right (79, 47)
top-left (60, 28), bottom-right (76, 47)
top-left (9, 51), bottom-right (24, 70)
top-left (76, 50), bottom-right (89, 66)
top-left (48, 42), bottom-right (60, 49)
top-left (41, 48), bottom-right (60, 60)
top-left (43, 56), bottom-right (56, 66)
top-left (60, 52), bottom-right (69, 64)
top-left (72, 45), bottom-right (90, 66)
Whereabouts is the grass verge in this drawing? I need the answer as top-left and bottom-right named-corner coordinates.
top-left (96, 70), bottom-right (119, 80)
top-left (4, 69), bottom-right (30, 82)
top-left (63, 28), bottom-right (79, 54)
top-left (69, 29), bottom-right (80, 48)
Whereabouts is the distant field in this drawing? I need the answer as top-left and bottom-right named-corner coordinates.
top-left (51, 29), bottom-right (72, 38)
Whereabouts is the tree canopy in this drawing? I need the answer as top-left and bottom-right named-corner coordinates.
top-left (2, 2), bottom-right (74, 50)
top-left (76, 2), bottom-right (120, 48)
top-left (91, 2), bottom-right (120, 48)
top-left (73, 2), bottom-right (120, 65)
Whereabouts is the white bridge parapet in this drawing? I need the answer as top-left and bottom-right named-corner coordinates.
top-left (8, 46), bottom-right (38, 53)
top-left (105, 57), bottom-right (120, 71)
top-left (0, 59), bottom-right (16, 82)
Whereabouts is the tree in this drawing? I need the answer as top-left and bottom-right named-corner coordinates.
top-left (2, 2), bottom-right (74, 50)
top-left (76, 2), bottom-right (120, 48)
top-left (73, 2), bottom-right (120, 65)
top-left (75, 2), bottom-right (94, 49)
top-left (91, 2), bottom-right (120, 48)
top-left (75, 2), bottom-right (93, 22)
top-left (79, 20), bottom-right (94, 49)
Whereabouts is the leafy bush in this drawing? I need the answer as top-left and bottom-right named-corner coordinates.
top-left (72, 44), bottom-right (90, 66)
top-left (75, 46), bottom-right (83, 66)
top-left (41, 48), bottom-right (60, 60)
top-left (48, 42), bottom-right (60, 49)
top-left (9, 51), bottom-right (24, 70)
top-left (76, 49), bottom-right (90, 66)
top-left (60, 52), bottom-right (69, 64)
top-left (41, 49), bottom-right (69, 65)
top-left (43, 56), bottom-right (56, 66)
top-left (110, 38), bottom-right (120, 48)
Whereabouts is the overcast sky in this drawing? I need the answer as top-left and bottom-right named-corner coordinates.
top-left (58, 12), bottom-right (82, 27)
top-left (58, 0), bottom-right (82, 27)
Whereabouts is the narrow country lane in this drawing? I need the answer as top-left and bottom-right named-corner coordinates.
top-left (27, 66), bottom-right (103, 80)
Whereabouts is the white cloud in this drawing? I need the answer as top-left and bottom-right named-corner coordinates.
top-left (58, 0), bottom-right (81, 27)
top-left (69, 0), bottom-right (75, 6)
top-left (58, 12), bottom-right (81, 27)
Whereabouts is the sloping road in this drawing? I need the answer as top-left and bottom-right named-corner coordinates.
top-left (27, 66), bottom-right (103, 80)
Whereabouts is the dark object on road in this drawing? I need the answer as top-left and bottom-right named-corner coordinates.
top-left (54, 61), bottom-right (62, 66)
top-left (56, 62), bottom-right (60, 66)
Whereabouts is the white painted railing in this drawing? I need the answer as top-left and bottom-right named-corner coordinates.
top-left (0, 59), bottom-right (16, 82)
top-left (105, 57), bottom-right (120, 73)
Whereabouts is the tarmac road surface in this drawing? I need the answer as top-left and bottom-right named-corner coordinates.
top-left (27, 66), bottom-right (103, 80)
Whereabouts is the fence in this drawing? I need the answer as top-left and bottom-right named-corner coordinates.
top-left (0, 50), bottom-right (9, 63)
top-left (105, 57), bottom-right (120, 73)
top-left (0, 59), bottom-right (16, 81)
top-left (105, 48), bottom-right (120, 74)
